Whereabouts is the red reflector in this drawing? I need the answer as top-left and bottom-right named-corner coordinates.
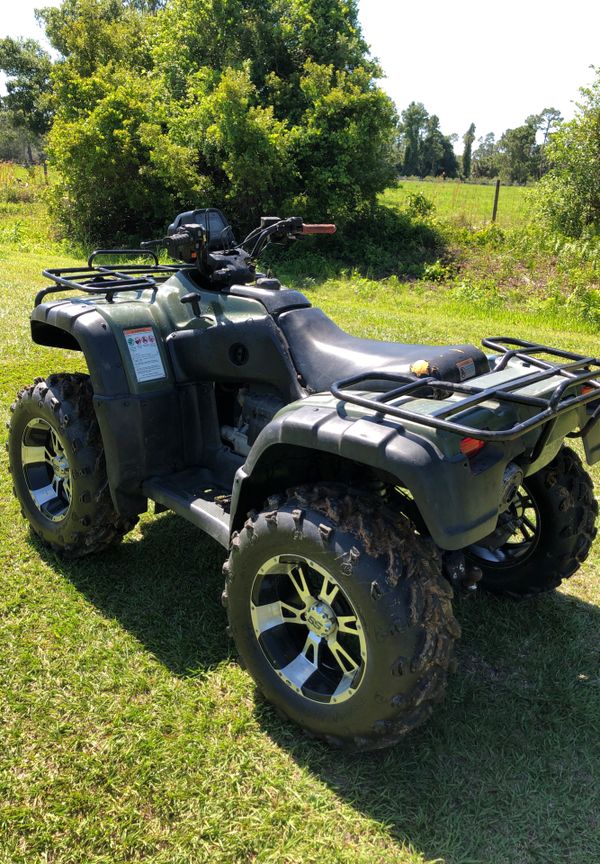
top-left (582, 385), bottom-right (594, 395)
top-left (460, 437), bottom-right (485, 457)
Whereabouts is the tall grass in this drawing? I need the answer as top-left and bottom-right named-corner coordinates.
top-left (0, 161), bottom-right (45, 205)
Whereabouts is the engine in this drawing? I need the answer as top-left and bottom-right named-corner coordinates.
top-left (221, 389), bottom-right (285, 457)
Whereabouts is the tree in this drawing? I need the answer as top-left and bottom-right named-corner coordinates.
top-left (397, 102), bottom-right (457, 178)
top-left (440, 136), bottom-right (459, 178)
top-left (534, 69), bottom-right (600, 237)
top-left (497, 119), bottom-right (539, 184)
top-left (0, 37), bottom-right (53, 163)
top-left (42, 0), bottom-right (398, 241)
top-left (472, 133), bottom-right (500, 179)
top-left (0, 111), bottom-right (36, 162)
top-left (536, 107), bottom-right (563, 146)
top-left (421, 115), bottom-right (445, 177)
top-left (531, 106), bottom-right (563, 177)
top-left (462, 122), bottom-right (476, 178)
top-left (398, 102), bottom-right (428, 176)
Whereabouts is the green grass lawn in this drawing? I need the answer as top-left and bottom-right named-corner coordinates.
top-left (1, 202), bottom-right (599, 864)
top-left (381, 180), bottom-right (533, 229)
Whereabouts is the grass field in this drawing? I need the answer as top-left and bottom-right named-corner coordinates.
top-left (1, 199), bottom-right (599, 864)
top-left (381, 180), bottom-right (533, 229)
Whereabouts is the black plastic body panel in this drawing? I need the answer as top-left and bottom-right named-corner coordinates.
top-left (166, 318), bottom-right (303, 402)
top-left (222, 284), bottom-right (311, 316)
top-left (583, 414), bottom-right (600, 464)
top-left (30, 299), bottom-right (230, 516)
top-left (31, 300), bottom-right (130, 395)
top-left (231, 403), bottom-right (527, 551)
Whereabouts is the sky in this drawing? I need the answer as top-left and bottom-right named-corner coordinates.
top-left (2, 0), bottom-right (600, 143)
top-left (357, 0), bottom-right (600, 140)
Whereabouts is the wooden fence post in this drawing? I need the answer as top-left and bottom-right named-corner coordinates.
top-left (491, 179), bottom-right (500, 222)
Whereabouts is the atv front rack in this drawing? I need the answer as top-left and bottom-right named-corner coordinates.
top-left (36, 249), bottom-right (194, 306)
top-left (331, 337), bottom-right (600, 445)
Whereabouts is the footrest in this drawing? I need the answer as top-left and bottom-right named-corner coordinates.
top-left (143, 468), bottom-right (230, 548)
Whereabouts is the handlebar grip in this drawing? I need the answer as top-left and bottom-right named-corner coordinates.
top-left (300, 224), bottom-right (337, 235)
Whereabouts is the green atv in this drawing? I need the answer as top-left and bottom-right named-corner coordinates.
top-left (8, 210), bottom-right (600, 751)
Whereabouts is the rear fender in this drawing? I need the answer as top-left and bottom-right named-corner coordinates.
top-left (231, 403), bottom-right (521, 551)
top-left (30, 301), bottom-right (193, 516)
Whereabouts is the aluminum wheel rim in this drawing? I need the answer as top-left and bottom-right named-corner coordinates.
top-left (21, 418), bottom-right (72, 522)
top-left (469, 486), bottom-right (540, 567)
top-left (250, 554), bottom-right (367, 704)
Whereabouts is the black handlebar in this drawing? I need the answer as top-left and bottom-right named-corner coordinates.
top-left (140, 215), bottom-right (336, 278)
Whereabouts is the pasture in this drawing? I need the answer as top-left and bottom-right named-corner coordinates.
top-left (0, 197), bottom-right (599, 864)
top-left (382, 179), bottom-right (533, 229)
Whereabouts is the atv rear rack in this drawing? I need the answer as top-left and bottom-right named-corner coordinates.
top-left (331, 337), bottom-right (600, 444)
top-left (35, 249), bottom-right (195, 306)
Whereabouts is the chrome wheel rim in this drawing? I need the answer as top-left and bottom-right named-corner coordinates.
top-left (469, 486), bottom-right (540, 567)
top-left (21, 418), bottom-right (72, 522)
top-left (250, 555), bottom-right (367, 704)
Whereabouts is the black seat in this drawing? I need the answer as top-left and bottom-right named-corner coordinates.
top-left (277, 307), bottom-right (489, 394)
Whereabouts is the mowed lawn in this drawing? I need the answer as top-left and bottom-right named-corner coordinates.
top-left (1, 202), bottom-right (599, 864)
top-left (382, 180), bottom-right (533, 229)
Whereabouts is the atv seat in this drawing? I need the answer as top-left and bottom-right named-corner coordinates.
top-left (277, 307), bottom-right (490, 394)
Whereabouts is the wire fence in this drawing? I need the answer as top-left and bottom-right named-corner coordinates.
top-left (384, 178), bottom-right (533, 228)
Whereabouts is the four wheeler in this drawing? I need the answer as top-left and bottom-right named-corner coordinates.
top-left (7, 209), bottom-right (600, 751)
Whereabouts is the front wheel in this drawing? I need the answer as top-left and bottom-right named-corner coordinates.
top-left (224, 485), bottom-right (460, 751)
top-left (8, 373), bottom-right (137, 558)
top-left (468, 447), bottom-right (597, 596)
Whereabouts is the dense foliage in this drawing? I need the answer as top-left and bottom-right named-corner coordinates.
top-left (39, 0), bottom-right (397, 242)
top-left (471, 108), bottom-right (562, 184)
top-left (396, 102), bottom-right (458, 178)
top-left (534, 72), bottom-right (600, 237)
top-left (0, 38), bottom-right (53, 163)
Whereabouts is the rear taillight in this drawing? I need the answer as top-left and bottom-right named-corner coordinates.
top-left (460, 437), bottom-right (485, 457)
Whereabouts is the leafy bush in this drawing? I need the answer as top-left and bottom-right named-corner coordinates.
top-left (268, 202), bottom-right (444, 279)
top-left (534, 69), bottom-right (600, 237)
top-left (43, 0), bottom-right (398, 244)
top-left (404, 191), bottom-right (434, 219)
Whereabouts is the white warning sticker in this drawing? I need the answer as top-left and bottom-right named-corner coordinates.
top-left (123, 327), bottom-right (166, 383)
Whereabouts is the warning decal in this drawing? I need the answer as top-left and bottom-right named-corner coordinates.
top-left (123, 327), bottom-right (166, 383)
top-left (456, 357), bottom-right (476, 381)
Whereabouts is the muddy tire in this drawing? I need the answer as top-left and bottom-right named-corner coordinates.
top-left (223, 484), bottom-right (460, 752)
top-left (7, 373), bottom-right (137, 558)
top-left (468, 447), bottom-right (597, 596)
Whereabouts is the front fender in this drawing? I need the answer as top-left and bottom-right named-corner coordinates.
top-left (231, 402), bottom-right (516, 551)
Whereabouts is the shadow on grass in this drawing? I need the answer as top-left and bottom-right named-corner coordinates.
top-left (256, 588), bottom-right (600, 863)
top-left (34, 513), bottom-right (230, 676)
top-left (37, 515), bottom-right (600, 863)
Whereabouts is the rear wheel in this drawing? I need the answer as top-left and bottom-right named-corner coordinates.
top-left (468, 447), bottom-right (597, 596)
top-left (224, 484), bottom-right (460, 751)
top-left (8, 373), bottom-right (137, 558)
